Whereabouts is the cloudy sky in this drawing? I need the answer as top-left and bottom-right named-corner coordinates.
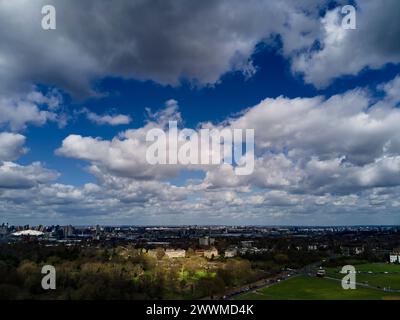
top-left (1, 0), bottom-right (400, 226)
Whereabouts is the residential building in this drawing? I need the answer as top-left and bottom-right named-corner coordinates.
top-left (165, 249), bottom-right (186, 259)
top-left (224, 247), bottom-right (238, 258)
top-left (203, 248), bottom-right (219, 259)
top-left (199, 236), bottom-right (215, 247)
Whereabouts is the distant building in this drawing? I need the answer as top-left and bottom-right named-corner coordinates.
top-left (308, 245), bottom-right (318, 251)
top-left (389, 249), bottom-right (400, 263)
top-left (354, 247), bottom-right (364, 255)
top-left (12, 230), bottom-right (44, 237)
top-left (240, 241), bottom-right (253, 248)
top-left (341, 245), bottom-right (364, 256)
top-left (165, 249), bottom-right (186, 259)
top-left (144, 248), bottom-right (167, 259)
top-left (199, 236), bottom-right (215, 247)
top-left (224, 248), bottom-right (238, 258)
top-left (63, 225), bottom-right (74, 238)
top-left (0, 224), bottom-right (8, 239)
top-left (203, 248), bottom-right (219, 259)
top-left (147, 241), bottom-right (170, 247)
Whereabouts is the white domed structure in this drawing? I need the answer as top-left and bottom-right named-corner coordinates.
top-left (12, 230), bottom-right (44, 237)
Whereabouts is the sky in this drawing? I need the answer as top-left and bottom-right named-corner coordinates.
top-left (0, 0), bottom-right (400, 226)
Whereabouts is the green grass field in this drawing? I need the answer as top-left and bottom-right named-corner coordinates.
top-left (325, 263), bottom-right (400, 290)
top-left (235, 275), bottom-right (400, 300)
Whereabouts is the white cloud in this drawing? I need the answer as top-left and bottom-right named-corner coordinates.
top-left (0, 0), bottom-right (398, 97)
top-left (0, 0), bottom-right (324, 96)
top-left (0, 132), bottom-right (59, 191)
top-left (198, 76), bottom-right (400, 196)
top-left (1, 1), bottom-right (400, 224)
top-left (84, 109), bottom-right (132, 126)
top-left (379, 75), bottom-right (400, 102)
top-left (55, 77), bottom-right (400, 200)
top-left (0, 161), bottom-right (58, 189)
top-left (230, 88), bottom-right (400, 166)
top-left (0, 132), bottom-right (27, 161)
top-left (55, 132), bottom-right (179, 180)
top-left (57, 100), bottom-right (199, 180)
top-left (0, 89), bottom-right (64, 131)
top-left (292, 0), bottom-right (400, 87)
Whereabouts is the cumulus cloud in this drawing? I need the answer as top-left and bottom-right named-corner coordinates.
top-left (57, 98), bottom-right (254, 181)
top-left (53, 76), bottom-right (400, 211)
top-left (83, 108), bottom-right (132, 126)
top-left (0, 167), bottom-right (192, 224)
top-left (55, 133), bottom-right (178, 180)
top-left (56, 101), bottom-right (181, 180)
top-left (1, 0), bottom-right (400, 224)
top-left (55, 76), bottom-right (400, 198)
top-left (0, 132), bottom-right (28, 161)
top-left (0, 130), bottom-right (59, 191)
top-left (292, 0), bottom-right (400, 87)
top-left (0, 161), bottom-right (58, 189)
top-left (0, 89), bottom-right (64, 131)
top-left (0, 0), bottom-right (325, 96)
top-left (0, 0), bottom-right (398, 97)
top-left (232, 83), bottom-right (400, 162)
top-left (199, 76), bottom-right (400, 196)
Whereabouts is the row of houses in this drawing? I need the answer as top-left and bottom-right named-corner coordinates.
top-left (389, 249), bottom-right (400, 263)
top-left (140, 246), bottom-right (249, 259)
top-left (390, 254), bottom-right (400, 263)
top-left (143, 247), bottom-right (221, 259)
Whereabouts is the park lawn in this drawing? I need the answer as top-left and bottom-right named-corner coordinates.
top-left (235, 275), bottom-right (400, 300)
top-left (327, 272), bottom-right (400, 291)
top-left (355, 274), bottom-right (400, 290)
top-left (326, 263), bottom-right (400, 290)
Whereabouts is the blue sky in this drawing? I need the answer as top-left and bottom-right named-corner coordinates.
top-left (23, 50), bottom-right (400, 186)
top-left (1, 0), bottom-right (400, 226)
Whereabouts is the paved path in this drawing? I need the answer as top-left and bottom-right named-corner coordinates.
top-left (223, 272), bottom-right (297, 300)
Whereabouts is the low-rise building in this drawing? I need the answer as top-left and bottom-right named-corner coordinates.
top-left (165, 249), bottom-right (186, 259)
top-left (203, 248), bottom-right (219, 259)
top-left (199, 236), bottom-right (215, 247)
top-left (241, 241), bottom-right (253, 248)
top-left (389, 249), bottom-right (400, 263)
top-left (224, 248), bottom-right (238, 258)
top-left (341, 245), bottom-right (365, 256)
